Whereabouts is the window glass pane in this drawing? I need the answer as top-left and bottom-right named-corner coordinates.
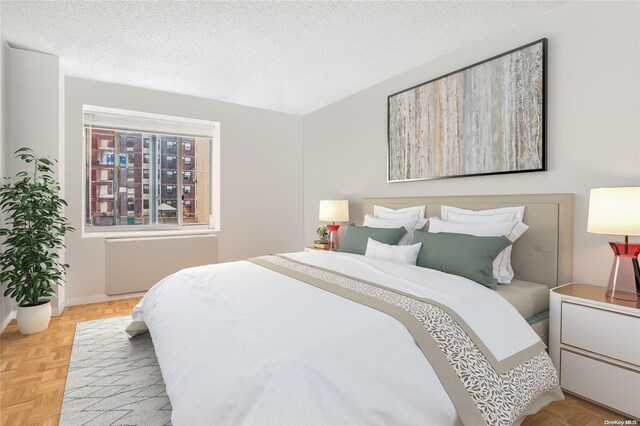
top-left (159, 136), bottom-right (179, 224)
top-left (117, 132), bottom-right (145, 225)
top-left (184, 137), bottom-right (211, 225)
top-left (85, 109), bottom-right (214, 231)
top-left (89, 129), bottom-right (116, 226)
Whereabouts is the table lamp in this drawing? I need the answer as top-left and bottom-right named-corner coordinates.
top-left (587, 187), bottom-right (640, 301)
top-left (319, 200), bottom-right (349, 250)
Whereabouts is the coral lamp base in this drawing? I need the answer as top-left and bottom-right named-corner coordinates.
top-left (605, 242), bottom-right (640, 302)
top-left (327, 224), bottom-right (341, 251)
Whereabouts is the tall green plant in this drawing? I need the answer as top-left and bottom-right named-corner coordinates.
top-left (0, 148), bottom-right (74, 307)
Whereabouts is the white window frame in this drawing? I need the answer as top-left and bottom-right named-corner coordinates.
top-left (82, 105), bottom-right (220, 238)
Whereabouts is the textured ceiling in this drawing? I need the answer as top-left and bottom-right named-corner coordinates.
top-left (1, 1), bottom-right (562, 115)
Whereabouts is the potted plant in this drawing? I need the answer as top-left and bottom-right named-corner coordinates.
top-left (0, 148), bottom-right (74, 334)
top-left (313, 225), bottom-right (329, 250)
top-left (316, 225), bottom-right (328, 242)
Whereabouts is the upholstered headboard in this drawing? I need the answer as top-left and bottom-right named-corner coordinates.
top-left (360, 194), bottom-right (574, 288)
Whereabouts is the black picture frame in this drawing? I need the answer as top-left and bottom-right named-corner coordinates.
top-left (387, 38), bottom-right (547, 182)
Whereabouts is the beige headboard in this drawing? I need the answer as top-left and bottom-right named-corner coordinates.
top-left (360, 194), bottom-right (574, 288)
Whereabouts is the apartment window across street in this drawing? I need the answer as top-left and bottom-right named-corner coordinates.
top-left (84, 105), bottom-right (219, 232)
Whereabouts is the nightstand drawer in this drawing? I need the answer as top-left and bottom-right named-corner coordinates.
top-left (561, 349), bottom-right (640, 418)
top-left (561, 301), bottom-right (640, 366)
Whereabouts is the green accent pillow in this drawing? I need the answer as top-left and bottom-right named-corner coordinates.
top-left (412, 230), bottom-right (512, 288)
top-left (338, 225), bottom-right (407, 256)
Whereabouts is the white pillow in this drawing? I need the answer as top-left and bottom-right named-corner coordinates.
top-left (374, 205), bottom-right (426, 219)
top-left (441, 205), bottom-right (525, 223)
top-left (365, 238), bottom-right (422, 265)
top-left (414, 217), bottom-right (429, 233)
top-left (427, 217), bottom-right (529, 284)
top-left (363, 214), bottom-right (424, 245)
top-left (377, 210), bottom-right (420, 220)
top-left (377, 211), bottom-right (428, 234)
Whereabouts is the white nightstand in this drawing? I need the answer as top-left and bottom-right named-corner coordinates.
top-left (549, 283), bottom-right (640, 419)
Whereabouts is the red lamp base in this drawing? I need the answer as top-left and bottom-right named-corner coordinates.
top-left (327, 224), bottom-right (341, 251)
top-left (605, 242), bottom-right (640, 301)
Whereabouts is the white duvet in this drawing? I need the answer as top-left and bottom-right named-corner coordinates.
top-left (131, 251), bottom-right (543, 426)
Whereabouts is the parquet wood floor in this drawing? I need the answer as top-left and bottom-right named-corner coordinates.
top-left (0, 298), bottom-right (630, 426)
top-left (1, 298), bottom-right (140, 425)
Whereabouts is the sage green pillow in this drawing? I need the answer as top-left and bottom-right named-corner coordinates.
top-left (412, 231), bottom-right (512, 288)
top-left (338, 225), bottom-right (407, 256)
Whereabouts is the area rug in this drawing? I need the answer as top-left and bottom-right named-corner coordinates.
top-left (60, 316), bottom-right (172, 425)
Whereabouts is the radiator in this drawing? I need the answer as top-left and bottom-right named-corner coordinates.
top-left (105, 235), bottom-right (218, 295)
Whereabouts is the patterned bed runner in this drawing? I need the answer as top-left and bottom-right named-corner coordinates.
top-left (249, 255), bottom-right (563, 426)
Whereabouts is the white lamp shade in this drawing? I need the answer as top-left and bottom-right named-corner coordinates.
top-left (319, 200), bottom-right (349, 222)
top-left (587, 187), bottom-right (640, 236)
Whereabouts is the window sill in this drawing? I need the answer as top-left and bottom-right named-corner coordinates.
top-left (82, 227), bottom-right (219, 239)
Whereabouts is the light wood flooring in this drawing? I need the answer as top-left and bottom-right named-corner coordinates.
top-left (0, 298), bottom-right (630, 426)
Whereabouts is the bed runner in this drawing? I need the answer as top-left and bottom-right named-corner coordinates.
top-left (249, 255), bottom-right (562, 426)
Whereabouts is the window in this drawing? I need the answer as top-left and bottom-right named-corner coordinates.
top-left (84, 105), bottom-right (219, 232)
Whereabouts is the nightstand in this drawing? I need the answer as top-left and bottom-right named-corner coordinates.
top-left (304, 246), bottom-right (329, 252)
top-left (549, 283), bottom-right (640, 419)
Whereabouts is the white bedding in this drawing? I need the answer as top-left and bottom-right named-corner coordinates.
top-left (131, 251), bottom-right (547, 425)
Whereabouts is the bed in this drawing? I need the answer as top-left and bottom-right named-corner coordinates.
top-left (361, 194), bottom-right (574, 345)
top-left (129, 193), bottom-right (574, 426)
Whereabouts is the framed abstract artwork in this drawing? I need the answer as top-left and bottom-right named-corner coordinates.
top-left (388, 39), bottom-right (546, 182)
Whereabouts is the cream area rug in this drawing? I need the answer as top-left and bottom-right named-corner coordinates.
top-left (60, 316), bottom-right (172, 425)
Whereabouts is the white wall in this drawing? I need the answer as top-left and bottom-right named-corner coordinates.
top-left (302, 1), bottom-right (640, 287)
top-left (0, 40), bottom-right (14, 330)
top-left (2, 45), bottom-right (65, 321)
top-left (65, 78), bottom-right (304, 302)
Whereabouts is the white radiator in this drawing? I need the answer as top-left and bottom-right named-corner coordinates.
top-left (105, 235), bottom-right (218, 295)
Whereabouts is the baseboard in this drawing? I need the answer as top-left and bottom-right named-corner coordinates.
top-left (1, 310), bottom-right (16, 333)
top-left (65, 292), bottom-right (147, 307)
top-left (1, 293), bottom-right (141, 331)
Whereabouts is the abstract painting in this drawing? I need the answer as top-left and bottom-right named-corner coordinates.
top-left (388, 39), bottom-right (546, 182)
